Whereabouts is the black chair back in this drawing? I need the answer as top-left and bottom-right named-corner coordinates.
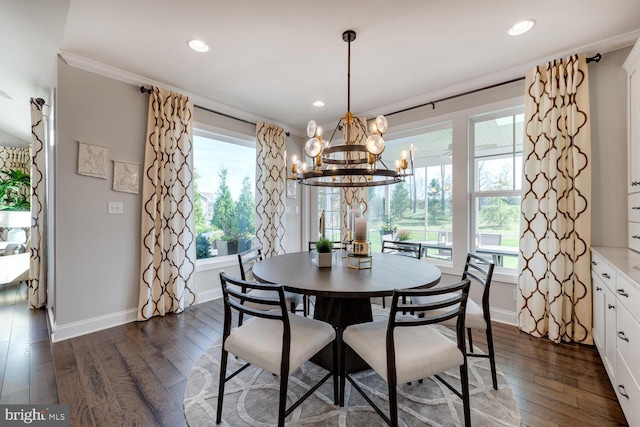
top-left (463, 253), bottom-right (494, 324)
top-left (237, 248), bottom-right (263, 281)
top-left (382, 241), bottom-right (422, 259)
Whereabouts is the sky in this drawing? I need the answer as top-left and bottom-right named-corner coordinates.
top-left (193, 135), bottom-right (256, 198)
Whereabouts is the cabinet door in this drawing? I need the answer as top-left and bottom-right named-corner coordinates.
top-left (629, 67), bottom-right (640, 193)
top-left (604, 285), bottom-right (617, 381)
top-left (593, 276), bottom-right (606, 353)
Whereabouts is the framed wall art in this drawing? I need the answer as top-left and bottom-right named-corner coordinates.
top-left (77, 141), bottom-right (108, 179)
top-left (112, 161), bottom-right (140, 194)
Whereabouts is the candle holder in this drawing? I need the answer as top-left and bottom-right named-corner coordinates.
top-left (347, 239), bottom-right (372, 269)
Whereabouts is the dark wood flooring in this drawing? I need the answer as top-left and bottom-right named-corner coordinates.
top-left (0, 284), bottom-right (628, 426)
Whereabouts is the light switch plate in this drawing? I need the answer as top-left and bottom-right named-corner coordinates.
top-left (108, 202), bottom-right (124, 214)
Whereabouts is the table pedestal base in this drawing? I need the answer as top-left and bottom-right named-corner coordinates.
top-left (311, 296), bottom-right (373, 373)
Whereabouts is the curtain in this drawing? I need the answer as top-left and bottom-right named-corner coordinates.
top-left (255, 121), bottom-right (286, 258)
top-left (138, 87), bottom-right (196, 321)
top-left (29, 98), bottom-right (46, 309)
top-left (517, 55), bottom-right (592, 344)
top-left (341, 117), bottom-right (369, 241)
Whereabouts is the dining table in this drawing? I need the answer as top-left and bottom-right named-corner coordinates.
top-left (252, 250), bottom-right (442, 371)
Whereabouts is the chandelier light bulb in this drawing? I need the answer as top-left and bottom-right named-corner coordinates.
top-left (366, 134), bottom-right (385, 155)
top-left (305, 137), bottom-right (322, 157)
top-left (316, 126), bottom-right (323, 137)
top-left (369, 122), bottom-right (378, 134)
top-left (401, 150), bottom-right (408, 160)
top-left (375, 115), bottom-right (388, 134)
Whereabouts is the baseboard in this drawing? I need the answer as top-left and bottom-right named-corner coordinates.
top-left (490, 307), bottom-right (517, 326)
top-left (51, 308), bottom-right (138, 343)
top-left (197, 287), bottom-right (222, 303)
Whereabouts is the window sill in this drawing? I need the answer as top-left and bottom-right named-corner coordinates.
top-left (435, 263), bottom-right (518, 285)
top-left (196, 255), bottom-right (238, 272)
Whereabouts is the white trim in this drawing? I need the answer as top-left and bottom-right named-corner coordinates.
top-left (196, 255), bottom-right (238, 272)
top-left (51, 308), bottom-right (138, 342)
top-left (197, 288), bottom-right (222, 303)
top-left (490, 307), bottom-right (517, 326)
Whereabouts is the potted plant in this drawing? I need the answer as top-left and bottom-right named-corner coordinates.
top-left (379, 213), bottom-right (397, 241)
top-left (397, 229), bottom-right (411, 241)
top-left (315, 236), bottom-right (333, 267)
top-left (0, 168), bottom-right (30, 211)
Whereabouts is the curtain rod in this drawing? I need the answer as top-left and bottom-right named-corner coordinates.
top-left (384, 52), bottom-right (602, 117)
top-left (141, 52), bottom-right (601, 134)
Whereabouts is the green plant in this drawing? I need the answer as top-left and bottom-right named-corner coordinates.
top-left (315, 237), bottom-right (333, 253)
top-left (397, 229), bottom-right (411, 241)
top-left (0, 168), bottom-right (30, 211)
top-left (381, 213), bottom-right (397, 232)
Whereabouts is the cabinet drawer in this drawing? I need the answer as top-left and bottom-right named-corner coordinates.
top-left (591, 252), bottom-right (616, 291)
top-left (616, 351), bottom-right (640, 427)
top-left (630, 193), bottom-right (640, 222)
top-left (630, 222), bottom-right (640, 253)
top-left (617, 273), bottom-right (640, 322)
top-left (617, 303), bottom-right (640, 383)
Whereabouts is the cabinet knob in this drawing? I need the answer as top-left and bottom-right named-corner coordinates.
top-left (591, 261), bottom-right (597, 266)
top-left (633, 206), bottom-right (640, 210)
top-left (602, 273), bottom-right (611, 279)
top-left (608, 304), bottom-right (615, 310)
top-left (618, 385), bottom-right (630, 399)
top-left (618, 331), bottom-right (630, 342)
top-left (633, 235), bottom-right (640, 239)
top-left (596, 286), bottom-right (602, 291)
top-left (617, 289), bottom-right (629, 297)
top-left (633, 181), bottom-right (640, 186)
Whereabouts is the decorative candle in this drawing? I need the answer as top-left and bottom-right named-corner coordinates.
top-left (354, 217), bottom-right (367, 241)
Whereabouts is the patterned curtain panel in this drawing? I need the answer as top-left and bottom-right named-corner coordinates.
top-left (518, 55), bottom-right (592, 344)
top-left (255, 121), bottom-right (286, 258)
top-left (29, 99), bottom-right (46, 309)
top-left (138, 87), bottom-right (196, 321)
top-left (341, 117), bottom-right (369, 241)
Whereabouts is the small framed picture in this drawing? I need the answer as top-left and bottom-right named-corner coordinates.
top-left (286, 180), bottom-right (297, 199)
top-left (113, 161), bottom-right (140, 194)
top-left (77, 141), bottom-right (108, 179)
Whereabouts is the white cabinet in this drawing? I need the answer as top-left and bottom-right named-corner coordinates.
top-left (591, 247), bottom-right (640, 425)
top-left (624, 38), bottom-right (640, 195)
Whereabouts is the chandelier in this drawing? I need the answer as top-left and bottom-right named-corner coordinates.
top-left (289, 30), bottom-right (414, 187)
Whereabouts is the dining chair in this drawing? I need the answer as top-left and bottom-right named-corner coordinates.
top-left (381, 240), bottom-right (422, 259)
top-left (217, 272), bottom-right (338, 427)
top-left (376, 241), bottom-right (422, 308)
top-left (308, 240), bottom-right (346, 251)
top-left (237, 248), bottom-right (305, 326)
top-left (413, 252), bottom-right (498, 389)
top-left (340, 280), bottom-right (472, 427)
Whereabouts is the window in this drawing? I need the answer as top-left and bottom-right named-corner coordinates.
top-left (470, 110), bottom-right (523, 269)
top-left (368, 123), bottom-right (453, 259)
top-left (193, 132), bottom-right (256, 259)
top-left (317, 187), bottom-right (342, 241)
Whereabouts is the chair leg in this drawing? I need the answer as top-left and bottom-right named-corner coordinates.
top-left (238, 311), bottom-right (244, 327)
top-left (277, 369), bottom-right (288, 427)
top-left (485, 324), bottom-right (498, 390)
top-left (467, 328), bottom-right (474, 353)
top-left (389, 379), bottom-right (399, 427)
top-left (332, 330), bottom-right (339, 405)
top-left (459, 361), bottom-right (471, 427)
top-left (303, 295), bottom-right (308, 317)
top-left (339, 331), bottom-right (346, 407)
top-left (216, 348), bottom-right (229, 424)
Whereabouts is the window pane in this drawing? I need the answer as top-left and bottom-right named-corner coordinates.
top-left (476, 155), bottom-right (516, 191)
top-left (317, 187), bottom-right (341, 242)
top-left (193, 134), bottom-right (256, 259)
top-left (474, 195), bottom-right (520, 268)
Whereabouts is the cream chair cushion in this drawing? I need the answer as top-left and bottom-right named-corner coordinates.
top-left (343, 319), bottom-right (464, 384)
top-left (225, 313), bottom-right (335, 375)
top-left (413, 293), bottom-right (486, 330)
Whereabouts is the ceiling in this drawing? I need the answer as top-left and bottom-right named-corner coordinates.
top-left (2, 0), bottom-right (640, 145)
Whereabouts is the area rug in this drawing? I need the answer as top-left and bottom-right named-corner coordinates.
top-left (183, 319), bottom-right (521, 426)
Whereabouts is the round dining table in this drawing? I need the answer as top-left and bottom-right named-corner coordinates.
top-left (252, 250), bottom-right (441, 371)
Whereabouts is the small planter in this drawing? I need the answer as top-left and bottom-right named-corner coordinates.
top-left (316, 252), bottom-right (333, 268)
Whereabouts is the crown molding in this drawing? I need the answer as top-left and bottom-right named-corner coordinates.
top-left (57, 50), bottom-right (300, 136)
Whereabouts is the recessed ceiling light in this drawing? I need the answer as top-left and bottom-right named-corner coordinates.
top-left (188, 39), bottom-right (209, 52)
top-left (313, 100), bottom-right (325, 107)
top-left (508, 19), bottom-right (536, 36)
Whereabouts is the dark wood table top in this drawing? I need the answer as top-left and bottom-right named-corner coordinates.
top-left (252, 251), bottom-right (441, 298)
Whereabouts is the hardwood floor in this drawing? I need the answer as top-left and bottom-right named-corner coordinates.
top-left (0, 284), bottom-right (627, 426)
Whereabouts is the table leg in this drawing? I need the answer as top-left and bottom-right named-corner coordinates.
top-left (311, 296), bottom-right (373, 373)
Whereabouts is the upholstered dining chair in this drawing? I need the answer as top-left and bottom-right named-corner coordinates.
top-left (376, 241), bottom-right (422, 309)
top-left (237, 248), bottom-right (305, 326)
top-left (217, 272), bottom-right (338, 427)
top-left (413, 252), bottom-right (498, 389)
top-left (381, 240), bottom-right (422, 259)
top-left (340, 280), bottom-right (472, 427)
top-left (308, 240), bottom-right (346, 251)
